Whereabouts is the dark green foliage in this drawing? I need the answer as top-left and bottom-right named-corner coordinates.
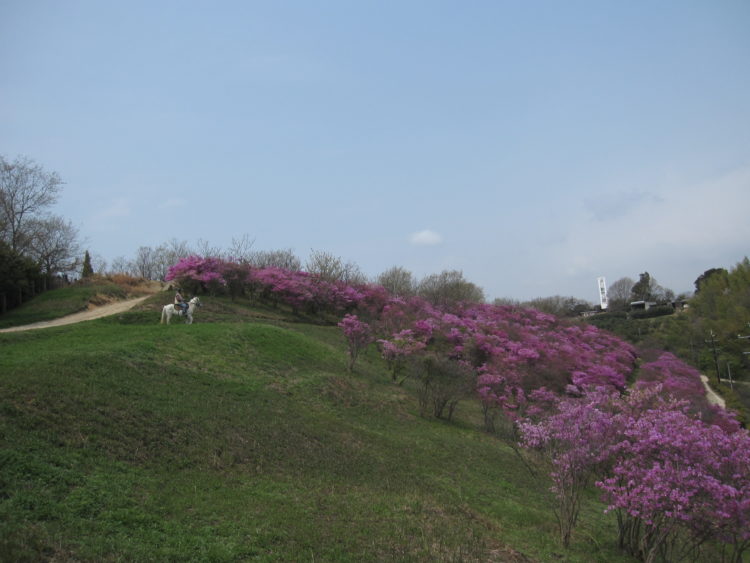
top-left (415, 354), bottom-right (475, 420)
top-left (630, 272), bottom-right (654, 302)
top-left (694, 267), bottom-right (728, 294)
top-left (0, 240), bottom-right (43, 312)
top-left (81, 250), bottom-right (94, 278)
top-left (629, 305), bottom-right (674, 319)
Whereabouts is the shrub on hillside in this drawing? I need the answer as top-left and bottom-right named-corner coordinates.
top-left (338, 314), bottom-right (373, 373)
top-left (415, 355), bottom-right (475, 421)
top-left (636, 351), bottom-right (739, 431)
top-left (165, 256), bottom-right (226, 295)
top-left (520, 386), bottom-right (750, 559)
top-left (629, 305), bottom-right (674, 319)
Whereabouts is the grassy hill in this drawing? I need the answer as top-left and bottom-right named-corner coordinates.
top-left (1, 290), bottom-right (646, 561)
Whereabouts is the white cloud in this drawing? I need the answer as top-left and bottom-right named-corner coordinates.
top-left (410, 229), bottom-right (443, 246)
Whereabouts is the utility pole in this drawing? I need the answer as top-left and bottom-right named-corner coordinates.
top-left (739, 322), bottom-right (750, 360)
top-left (705, 330), bottom-right (722, 386)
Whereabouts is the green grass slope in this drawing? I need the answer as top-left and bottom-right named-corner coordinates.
top-left (0, 292), bottom-right (634, 562)
top-left (0, 283), bottom-right (127, 329)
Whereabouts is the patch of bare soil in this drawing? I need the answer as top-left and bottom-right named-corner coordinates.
top-left (0, 296), bottom-right (152, 334)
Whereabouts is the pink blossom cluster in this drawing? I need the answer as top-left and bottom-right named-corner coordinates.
top-left (519, 386), bottom-right (750, 558)
top-left (248, 266), bottom-right (389, 315)
top-left (165, 255), bottom-right (228, 287)
top-left (165, 256), bottom-right (388, 315)
top-left (337, 314), bottom-right (373, 372)
top-left (375, 300), bottom-right (638, 417)
top-left (636, 351), bottom-right (738, 431)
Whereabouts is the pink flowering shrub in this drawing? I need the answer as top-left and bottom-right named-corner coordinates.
top-left (598, 394), bottom-right (750, 562)
top-left (165, 255), bottom-right (227, 294)
top-left (377, 329), bottom-right (428, 383)
top-left (338, 314), bottom-right (373, 372)
top-left (519, 385), bottom-right (750, 559)
top-left (637, 351), bottom-right (740, 432)
top-left (372, 299), bottom-right (638, 422)
top-left (520, 388), bottom-right (620, 548)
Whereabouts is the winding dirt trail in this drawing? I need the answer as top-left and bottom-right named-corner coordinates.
top-left (700, 374), bottom-right (726, 408)
top-left (0, 296), bottom-right (151, 334)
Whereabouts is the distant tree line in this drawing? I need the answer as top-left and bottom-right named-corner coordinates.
top-left (0, 155), bottom-right (83, 313)
top-left (585, 259), bottom-right (750, 409)
top-left (110, 237), bottom-right (487, 310)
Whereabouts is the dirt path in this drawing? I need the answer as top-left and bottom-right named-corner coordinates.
top-left (700, 374), bottom-right (726, 408)
top-left (0, 296), bottom-right (151, 334)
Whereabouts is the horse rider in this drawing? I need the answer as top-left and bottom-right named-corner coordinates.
top-left (174, 289), bottom-right (189, 315)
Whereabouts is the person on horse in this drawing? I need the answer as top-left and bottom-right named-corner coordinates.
top-left (174, 289), bottom-right (189, 315)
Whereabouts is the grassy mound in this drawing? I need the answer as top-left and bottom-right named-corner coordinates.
top-left (0, 291), bottom-right (634, 561)
top-left (0, 283), bottom-right (127, 329)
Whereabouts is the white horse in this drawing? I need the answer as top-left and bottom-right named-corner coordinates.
top-left (161, 296), bottom-right (202, 324)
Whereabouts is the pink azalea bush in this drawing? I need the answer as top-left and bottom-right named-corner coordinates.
top-left (165, 256), bottom-right (388, 316)
top-left (520, 386), bottom-right (750, 559)
top-left (636, 351), bottom-right (739, 431)
top-left (375, 300), bottom-right (638, 419)
top-left (338, 314), bottom-right (373, 372)
top-left (165, 255), bottom-right (227, 294)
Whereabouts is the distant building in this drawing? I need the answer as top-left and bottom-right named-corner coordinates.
top-left (629, 300), bottom-right (657, 310)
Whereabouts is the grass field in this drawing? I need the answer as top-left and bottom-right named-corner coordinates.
top-left (0, 283), bottom-right (127, 329)
top-left (0, 289), bottom-right (651, 561)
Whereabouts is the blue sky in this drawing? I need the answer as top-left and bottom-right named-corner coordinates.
top-left (2, 1), bottom-right (749, 301)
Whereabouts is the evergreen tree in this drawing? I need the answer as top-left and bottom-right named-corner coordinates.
top-left (81, 250), bottom-right (94, 278)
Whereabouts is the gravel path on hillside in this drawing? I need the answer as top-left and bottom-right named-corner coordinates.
top-left (700, 374), bottom-right (726, 408)
top-left (0, 296), bottom-right (150, 333)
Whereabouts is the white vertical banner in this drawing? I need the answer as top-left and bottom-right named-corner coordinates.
top-left (597, 277), bottom-right (608, 310)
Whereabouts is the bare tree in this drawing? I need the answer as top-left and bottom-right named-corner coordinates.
top-left (305, 249), bottom-right (345, 281)
top-left (249, 248), bottom-right (301, 271)
top-left (305, 249), bottom-right (368, 285)
top-left (0, 155), bottom-right (63, 251)
top-left (227, 234), bottom-right (255, 263)
top-left (133, 246), bottom-right (158, 279)
top-left (417, 270), bottom-right (485, 307)
top-left (109, 256), bottom-right (133, 275)
top-left (25, 215), bottom-right (81, 277)
top-left (607, 277), bottom-right (635, 311)
top-left (521, 295), bottom-right (594, 317)
top-left (493, 297), bottom-right (521, 307)
top-left (153, 238), bottom-right (192, 280)
top-left (377, 266), bottom-right (416, 296)
top-left (195, 238), bottom-right (223, 258)
top-left (341, 261), bottom-right (369, 285)
top-left (90, 252), bottom-right (108, 275)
